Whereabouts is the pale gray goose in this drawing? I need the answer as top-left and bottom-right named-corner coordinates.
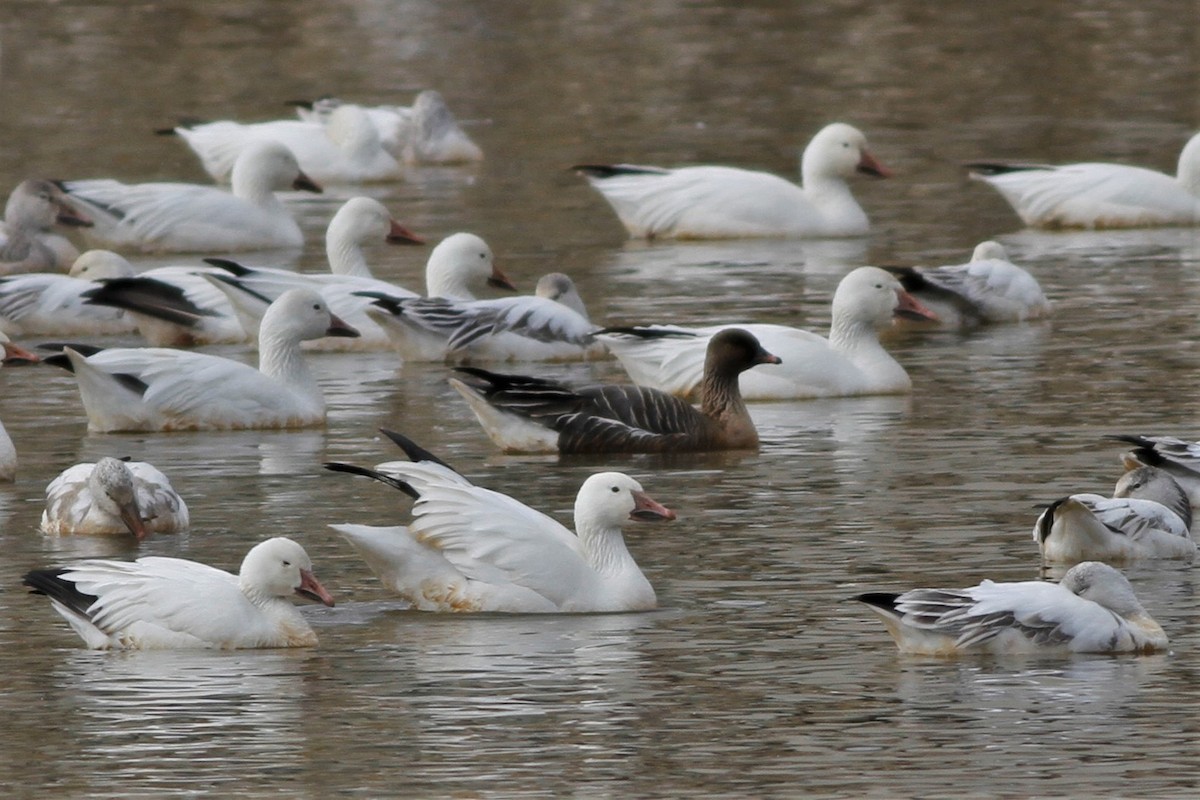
top-left (0, 180), bottom-right (92, 275)
top-left (449, 328), bottom-right (780, 454)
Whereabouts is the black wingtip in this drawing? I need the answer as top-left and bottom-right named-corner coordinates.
top-left (854, 592), bottom-right (900, 610)
top-left (594, 325), bottom-right (700, 340)
top-left (323, 461), bottom-right (420, 501)
top-left (571, 164), bottom-right (666, 178)
top-left (201, 257), bottom-right (253, 277)
top-left (962, 161), bottom-right (1053, 176)
top-left (23, 568), bottom-right (98, 617)
top-left (377, 429), bottom-right (457, 471)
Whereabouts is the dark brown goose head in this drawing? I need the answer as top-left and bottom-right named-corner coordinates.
top-left (697, 328), bottom-right (779, 449)
top-left (703, 328), bottom-right (781, 378)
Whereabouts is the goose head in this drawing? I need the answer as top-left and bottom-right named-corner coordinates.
top-left (1114, 465), bottom-right (1192, 528)
top-left (230, 141), bottom-right (323, 196)
top-left (534, 272), bottom-right (589, 318)
top-left (239, 536), bottom-right (335, 606)
top-left (0, 330), bottom-right (38, 365)
top-left (326, 197), bottom-right (423, 258)
top-left (970, 240), bottom-right (1010, 262)
top-left (425, 232), bottom-right (516, 299)
top-left (802, 123), bottom-right (892, 183)
top-left (68, 249), bottom-right (137, 281)
top-left (1059, 562), bottom-right (1147, 617)
top-left (88, 457), bottom-right (147, 540)
top-left (704, 328), bottom-right (781, 378)
top-left (834, 266), bottom-right (938, 329)
top-left (260, 288), bottom-right (360, 343)
top-left (5, 179), bottom-right (92, 231)
top-left (575, 472), bottom-right (676, 532)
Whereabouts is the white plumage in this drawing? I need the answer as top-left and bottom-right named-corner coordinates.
top-left (40, 457), bottom-right (189, 540)
top-left (0, 250), bottom-right (136, 336)
top-left (0, 179), bottom-right (92, 274)
top-left (0, 331), bottom-right (40, 481)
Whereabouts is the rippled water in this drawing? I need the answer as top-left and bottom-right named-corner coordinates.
top-left (2, 1), bottom-right (1199, 797)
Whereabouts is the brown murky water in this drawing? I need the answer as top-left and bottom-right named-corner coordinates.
top-left (2, 2), bottom-right (1199, 797)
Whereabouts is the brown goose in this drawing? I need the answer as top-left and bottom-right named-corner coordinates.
top-left (449, 328), bottom-right (780, 454)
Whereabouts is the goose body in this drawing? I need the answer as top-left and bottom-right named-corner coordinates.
top-left (0, 332), bottom-right (40, 481)
top-left (46, 288), bottom-right (359, 431)
top-left (40, 457), bottom-right (189, 540)
top-left (966, 132), bottom-right (1200, 229)
top-left (0, 179), bottom-right (92, 274)
top-left (598, 267), bottom-right (934, 400)
top-left (60, 142), bottom-right (322, 253)
top-left (171, 104), bottom-right (403, 184)
top-left (365, 272), bottom-right (603, 362)
top-left (450, 328), bottom-right (779, 454)
top-left (576, 123), bottom-right (889, 239)
top-left (0, 250), bottom-right (136, 336)
top-left (857, 561), bottom-right (1168, 655)
top-left (22, 536), bottom-right (334, 650)
top-left (885, 241), bottom-right (1051, 327)
top-left (327, 432), bottom-right (672, 612)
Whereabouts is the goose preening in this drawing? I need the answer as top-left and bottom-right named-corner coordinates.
top-left (58, 141), bottom-right (322, 253)
top-left (81, 198), bottom-right (425, 349)
top-left (0, 179), bottom-right (93, 275)
top-left (965, 131), bottom-right (1200, 229)
top-left (40, 457), bottom-right (189, 540)
top-left (449, 327), bottom-right (779, 454)
top-left (43, 288), bottom-right (359, 431)
top-left (597, 266), bottom-right (934, 400)
top-left (0, 250), bottom-right (137, 337)
top-left (325, 430), bottom-right (672, 612)
top-left (0, 331), bottom-right (40, 481)
top-left (364, 272), bottom-right (603, 362)
top-left (22, 536), bottom-right (334, 649)
top-left (166, 103), bottom-right (403, 185)
top-left (883, 241), bottom-right (1051, 327)
top-left (1033, 466), bottom-right (1196, 564)
top-left (574, 122), bottom-right (890, 239)
top-left (856, 561), bottom-right (1168, 655)
top-left (1110, 434), bottom-right (1200, 509)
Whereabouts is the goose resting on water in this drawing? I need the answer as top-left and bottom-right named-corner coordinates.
top-left (0, 179), bottom-right (92, 275)
top-left (40, 457), bottom-right (189, 541)
top-left (326, 430), bottom-right (673, 612)
top-left (0, 331), bottom-right (39, 481)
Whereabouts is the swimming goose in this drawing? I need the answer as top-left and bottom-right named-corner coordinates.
top-left (884, 241), bottom-right (1051, 326)
top-left (1034, 466), bottom-right (1196, 564)
top-left (450, 327), bottom-right (779, 454)
top-left (59, 141), bottom-right (322, 253)
top-left (574, 122), bottom-right (890, 239)
top-left (1110, 434), bottom-right (1200, 509)
top-left (291, 97), bottom-right (412, 158)
top-left (597, 266), bottom-right (934, 400)
top-left (364, 272), bottom-right (603, 362)
top-left (326, 430), bottom-right (672, 612)
top-left (43, 288), bottom-right (359, 431)
top-left (40, 457), bottom-right (189, 540)
top-left (0, 250), bottom-right (136, 337)
top-left (22, 536), bottom-right (334, 650)
top-left (856, 561), bottom-right (1168, 655)
top-left (0, 331), bottom-right (39, 481)
top-left (965, 132), bottom-right (1200, 229)
top-left (0, 179), bottom-right (93, 275)
top-left (168, 103), bottom-right (403, 184)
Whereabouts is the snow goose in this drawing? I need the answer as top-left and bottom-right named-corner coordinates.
top-left (597, 266), bottom-right (935, 401)
top-left (449, 327), bottom-right (780, 454)
top-left (58, 141), bottom-right (322, 253)
top-left (291, 97), bottom-right (412, 158)
top-left (884, 241), bottom-right (1051, 326)
top-left (326, 430), bottom-right (672, 612)
top-left (574, 122), bottom-right (890, 239)
top-left (400, 90), bottom-right (483, 165)
top-left (40, 457), bottom-right (189, 540)
top-left (1033, 466), bottom-right (1196, 564)
top-left (856, 561), bottom-right (1168, 655)
top-left (0, 250), bottom-right (136, 337)
top-left (0, 179), bottom-right (93, 275)
top-left (363, 272), bottom-right (603, 362)
top-left (0, 331), bottom-right (39, 481)
top-left (22, 536), bottom-right (334, 650)
top-left (167, 103), bottom-right (403, 184)
top-left (1110, 434), bottom-right (1200, 509)
top-left (965, 131), bottom-right (1200, 229)
top-left (43, 288), bottom-right (359, 431)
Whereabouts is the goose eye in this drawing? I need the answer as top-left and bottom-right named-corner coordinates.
top-left (479, 253), bottom-right (486, 259)
top-left (312, 303), bottom-right (321, 310)
top-left (282, 560), bottom-right (292, 567)
top-left (611, 486), bottom-right (620, 493)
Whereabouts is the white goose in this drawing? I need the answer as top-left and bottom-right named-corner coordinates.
top-left (856, 561), bottom-right (1168, 655)
top-left (169, 103), bottom-right (403, 185)
top-left (292, 97), bottom-right (412, 158)
top-left (40, 457), bottom-right (189, 540)
top-left (0, 331), bottom-right (39, 481)
top-left (326, 431), bottom-right (674, 612)
top-left (205, 228), bottom-right (511, 352)
top-left (0, 250), bottom-right (137, 337)
top-left (884, 241), bottom-right (1051, 327)
top-left (365, 272), bottom-right (603, 362)
top-left (966, 131), bottom-right (1200, 229)
top-left (80, 198), bottom-right (425, 348)
top-left (22, 536), bottom-right (334, 650)
top-left (59, 141), bottom-right (322, 253)
top-left (1111, 434), bottom-right (1200, 509)
top-left (598, 266), bottom-right (935, 400)
top-left (44, 288), bottom-right (359, 432)
top-left (1033, 466), bottom-right (1196, 564)
top-left (0, 179), bottom-right (92, 274)
top-left (575, 122), bottom-right (890, 239)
